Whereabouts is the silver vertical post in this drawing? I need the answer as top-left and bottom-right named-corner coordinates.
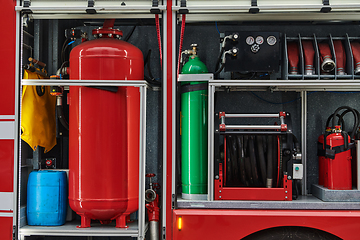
top-left (301, 91), bottom-right (307, 195)
top-left (208, 85), bottom-right (215, 201)
top-left (14, 0), bottom-right (21, 230)
top-left (138, 85), bottom-right (147, 239)
top-left (161, 3), bottom-right (169, 239)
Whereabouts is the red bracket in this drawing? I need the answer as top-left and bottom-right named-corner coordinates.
top-left (279, 111), bottom-right (286, 117)
top-left (281, 124), bottom-right (288, 131)
top-left (219, 112), bottom-right (225, 118)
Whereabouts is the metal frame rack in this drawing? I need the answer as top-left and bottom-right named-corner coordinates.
top-left (172, 0), bottom-right (360, 212)
top-left (15, 0), bottom-right (164, 239)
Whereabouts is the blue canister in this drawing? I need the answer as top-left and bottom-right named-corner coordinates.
top-left (27, 170), bottom-right (68, 226)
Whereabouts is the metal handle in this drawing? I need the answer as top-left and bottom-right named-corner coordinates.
top-left (225, 125), bottom-right (282, 130)
top-left (224, 113), bottom-right (282, 118)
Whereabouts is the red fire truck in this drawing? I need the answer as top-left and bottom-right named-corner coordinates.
top-left (3, 1), bottom-right (360, 240)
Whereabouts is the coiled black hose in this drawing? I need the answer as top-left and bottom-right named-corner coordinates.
top-left (256, 135), bottom-right (267, 186)
top-left (249, 136), bottom-right (260, 186)
top-left (266, 135), bottom-right (273, 188)
top-left (237, 136), bottom-right (247, 186)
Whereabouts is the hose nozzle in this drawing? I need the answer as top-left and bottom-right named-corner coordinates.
top-left (318, 42), bottom-right (335, 73)
top-left (302, 41), bottom-right (315, 75)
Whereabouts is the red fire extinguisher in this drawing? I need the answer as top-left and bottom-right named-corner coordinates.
top-left (318, 106), bottom-right (358, 190)
top-left (145, 173), bottom-right (160, 240)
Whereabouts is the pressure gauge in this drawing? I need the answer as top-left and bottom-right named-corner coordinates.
top-left (267, 36), bottom-right (277, 46)
top-left (255, 36), bottom-right (264, 45)
top-left (246, 36), bottom-right (255, 45)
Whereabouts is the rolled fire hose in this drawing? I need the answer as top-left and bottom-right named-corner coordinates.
top-left (272, 136), bottom-right (278, 187)
top-left (287, 41), bottom-right (299, 74)
top-left (226, 136), bottom-right (232, 184)
top-left (333, 40), bottom-right (346, 75)
top-left (266, 135), bottom-right (273, 188)
top-left (318, 42), bottom-right (336, 72)
top-left (350, 42), bottom-right (360, 75)
top-left (302, 41), bottom-right (315, 75)
top-left (236, 136), bottom-right (247, 186)
top-left (243, 136), bottom-right (253, 185)
top-left (249, 136), bottom-right (260, 186)
top-left (231, 136), bottom-right (239, 184)
top-left (256, 136), bottom-right (267, 186)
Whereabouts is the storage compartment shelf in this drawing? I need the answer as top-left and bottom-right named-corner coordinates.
top-left (209, 80), bottom-right (360, 91)
top-left (177, 195), bottom-right (360, 210)
top-left (19, 220), bottom-right (148, 237)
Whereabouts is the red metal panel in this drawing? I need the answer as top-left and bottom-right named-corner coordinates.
top-left (173, 209), bottom-right (360, 240)
top-left (0, 140), bottom-right (14, 192)
top-left (0, 216), bottom-right (12, 240)
top-left (165, 0), bottom-right (174, 239)
top-left (215, 168), bottom-right (292, 201)
top-left (0, 0), bottom-right (16, 115)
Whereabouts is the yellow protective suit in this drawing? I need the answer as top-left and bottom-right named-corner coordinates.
top-left (21, 70), bottom-right (56, 153)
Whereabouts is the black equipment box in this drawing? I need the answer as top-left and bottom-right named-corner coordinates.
top-left (224, 31), bottom-right (281, 72)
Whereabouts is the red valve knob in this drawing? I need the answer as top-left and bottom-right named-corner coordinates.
top-left (46, 159), bottom-right (52, 166)
top-left (146, 173), bottom-right (156, 178)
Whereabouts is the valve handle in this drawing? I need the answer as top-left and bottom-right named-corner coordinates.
top-left (146, 173), bottom-right (156, 178)
top-left (152, 183), bottom-right (161, 190)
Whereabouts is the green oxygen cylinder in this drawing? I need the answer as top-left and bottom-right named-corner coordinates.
top-left (181, 44), bottom-right (208, 200)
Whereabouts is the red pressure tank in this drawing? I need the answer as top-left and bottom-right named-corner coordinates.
top-left (318, 127), bottom-right (352, 190)
top-left (68, 19), bottom-right (143, 228)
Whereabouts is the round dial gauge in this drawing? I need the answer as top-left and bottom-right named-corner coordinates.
top-left (267, 36), bottom-right (277, 46)
top-left (246, 36), bottom-right (255, 45)
top-left (255, 36), bottom-right (264, 45)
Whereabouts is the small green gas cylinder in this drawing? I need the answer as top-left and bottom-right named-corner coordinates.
top-left (181, 44), bottom-right (208, 200)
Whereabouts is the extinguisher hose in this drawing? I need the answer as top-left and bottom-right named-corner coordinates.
top-left (326, 113), bottom-right (345, 131)
top-left (332, 106), bottom-right (359, 139)
top-left (155, 14), bottom-right (162, 69)
top-left (340, 108), bottom-right (360, 139)
top-left (177, 14), bottom-right (186, 78)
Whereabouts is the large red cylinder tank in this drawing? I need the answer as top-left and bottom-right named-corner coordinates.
top-left (68, 20), bottom-right (143, 228)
